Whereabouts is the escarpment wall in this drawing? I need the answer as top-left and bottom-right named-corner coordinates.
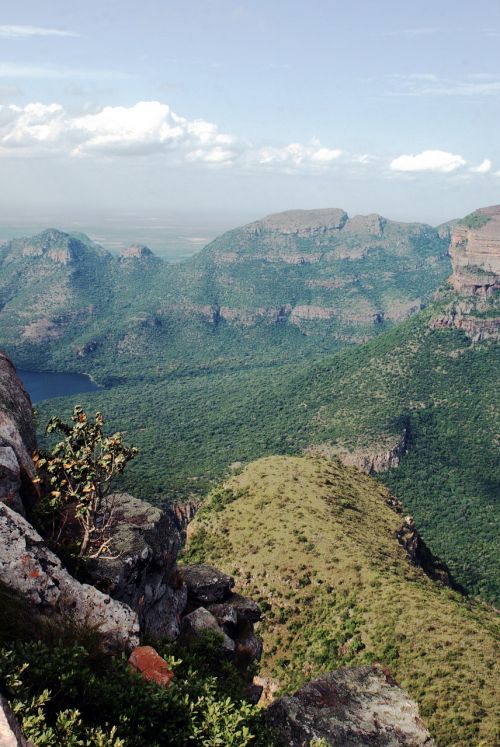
top-left (431, 206), bottom-right (500, 341)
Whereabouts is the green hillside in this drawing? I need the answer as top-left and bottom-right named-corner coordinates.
top-left (3, 208), bottom-right (498, 602)
top-left (0, 210), bottom-right (450, 379)
top-left (36, 302), bottom-right (500, 602)
top-left (184, 455), bottom-right (500, 747)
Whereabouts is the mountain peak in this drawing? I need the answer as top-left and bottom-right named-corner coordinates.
top-left (251, 208), bottom-right (349, 234)
top-left (5, 228), bottom-right (109, 265)
top-left (120, 244), bottom-right (154, 260)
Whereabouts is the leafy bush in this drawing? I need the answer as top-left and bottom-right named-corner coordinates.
top-left (0, 639), bottom-right (278, 747)
top-left (33, 406), bottom-right (137, 559)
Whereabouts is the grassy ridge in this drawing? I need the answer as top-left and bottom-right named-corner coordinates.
top-left (184, 455), bottom-right (500, 747)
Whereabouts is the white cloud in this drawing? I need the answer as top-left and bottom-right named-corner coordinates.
top-left (250, 141), bottom-right (341, 170)
top-left (469, 158), bottom-right (492, 173)
top-left (0, 100), bottom-right (241, 163)
top-left (351, 153), bottom-right (379, 165)
top-left (186, 146), bottom-right (235, 164)
top-left (0, 25), bottom-right (78, 38)
top-left (0, 99), bottom-right (485, 181)
top-left (71, 102), bottom-right (186, 156)
top-left (0, 103), bottom-right (67, 152)
top-left (390, 150), bottom-right (466, 173)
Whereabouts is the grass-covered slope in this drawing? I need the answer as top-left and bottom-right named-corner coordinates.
top-left (185, 455), bottom-right (499, 747)
top-left (36, 306), bottom-right (499, 601)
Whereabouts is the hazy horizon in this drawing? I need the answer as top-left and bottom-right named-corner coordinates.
top-left (0, 0), bottom-right (499, 225)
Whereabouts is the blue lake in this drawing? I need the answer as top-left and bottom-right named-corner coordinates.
top-left (17, 369), bottom-right (100, 404)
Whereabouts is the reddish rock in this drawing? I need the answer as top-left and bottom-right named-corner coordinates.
top-left (128, 646), bottom-right (174, 688)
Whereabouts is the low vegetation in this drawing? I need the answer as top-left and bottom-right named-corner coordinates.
top-left (0, 619), bottom-right (276, 747)
top-left (459, 211), bottom-right (492, 230)
top-left (185, 455), bottom-right (500, 747)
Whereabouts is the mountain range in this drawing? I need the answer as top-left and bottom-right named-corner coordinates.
top-left (0, 205), bottom-right (498, 603)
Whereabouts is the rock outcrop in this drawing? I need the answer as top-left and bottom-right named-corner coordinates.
top-left (84, 492), bottom-right (186, 640)
top-left (0, 501), bottom-right (139, 652)
top-left (251, 208), bottom-right (349, 236)
top-left (305, 429), bottom-right (408, 475)
top-left (177, 563), bottom-right (263, 667)
top-left (120, 245), bottom-right (154, 261)
top-left (396, 516), bottom-right (454, 587)
top-left (432, 206), bottom-right (500, 341)
top-left (0, 352), bottom-right (37, 515)
top-left (449, 207), bottom-right (500, 295)
top-left (265, 666), bottom-right (434, 746)
top-left (180, 562), bottom-right (234, 605)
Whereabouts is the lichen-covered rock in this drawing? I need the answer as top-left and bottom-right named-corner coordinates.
top-left (128, 645), bottom-right (174, 688)
top-left (181, 563), bottom-right (234, 604)
top-left (0, 352), bottom-right (37, 515)
top-left (0, 445), bottom-right (24, 514)
top-left (0, 694), bottom-right (32, 747)
top-left (179, 607), bottom-right (235, 655)
top-left (224, 592), bottom-right (262, 624)
top-left (0, 502), bottom-right (139, 652)
top-left (205, 601), bottom-right (238, 631)
top-left (84, 493), bottom-right (186, 640)
top-left (265, 666), bottom-right (434, 746)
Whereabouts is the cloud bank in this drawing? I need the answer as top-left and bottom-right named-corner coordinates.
top-left (390, 150), bottom-right (466, 173)
top-left (0, 100), bottom-right (493, 178)
top-left (0, 100), bottom-right (343, 171)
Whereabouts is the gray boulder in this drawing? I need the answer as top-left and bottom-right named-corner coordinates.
top-left (225, 592), bottom-right (262, 624)
top-left (181, 563), bottom-right (234, 604)
top-left (84, 492), bottom-right (187, 640)
top-left (0, 502), bottom-right (139, 653)
top-left (265, 666), bottom-right (434, 746)
top-left (205, 601), bottom-right (238, 631)
top-left (235, 634), bottom-right (263, 666)
top-left (179, 607), bottom-right (235, 655)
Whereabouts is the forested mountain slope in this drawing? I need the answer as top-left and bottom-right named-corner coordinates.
top-left (5, 205), bottom-right (499, 602)
top-left (0, 209), bottom-right (450, 378)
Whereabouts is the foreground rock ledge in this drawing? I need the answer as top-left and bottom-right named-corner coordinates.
top-left (265, 666), bottom-right (434, 747)
top-left (0, 502), bottom-right (140, 653)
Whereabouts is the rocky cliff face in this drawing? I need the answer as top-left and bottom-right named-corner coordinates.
top-left (431, 206), bottom-right (500, 341)
top-left (305, 429), bottom-right (409, 475)
top-left (0, 352), bottom-right (37, 515)
top-left (449, 206), bottom-right (500, 295)
top-left (0, 350), bottom-right (140, 652)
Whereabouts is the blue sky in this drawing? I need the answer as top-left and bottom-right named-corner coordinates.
top-left (1, 0), bottom-right (499, 227)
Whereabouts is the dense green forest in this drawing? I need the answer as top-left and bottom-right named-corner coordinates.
top-left (37, 305), bottom-right (500, 602)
